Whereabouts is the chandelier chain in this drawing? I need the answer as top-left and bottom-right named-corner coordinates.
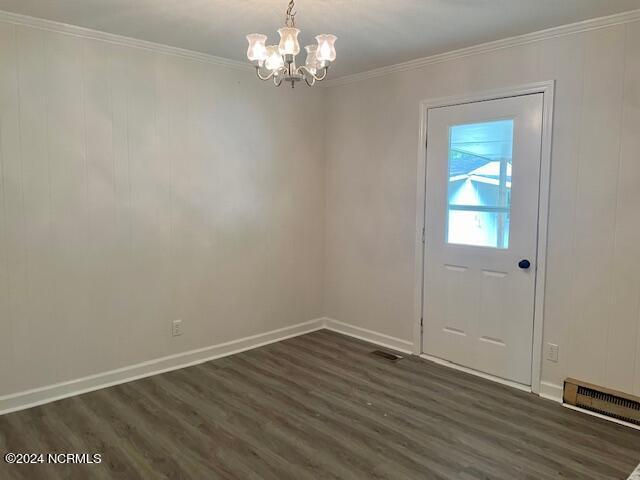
top-left (285, 0), bottom-right (297, 27)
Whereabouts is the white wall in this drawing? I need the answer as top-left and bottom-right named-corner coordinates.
top-left (324, 19), bottom-right (640, 397)
top-left (0, 21), bottom-right (326, 397)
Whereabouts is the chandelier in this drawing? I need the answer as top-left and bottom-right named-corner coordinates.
top-left (245, 0), bottom-right (337, 88)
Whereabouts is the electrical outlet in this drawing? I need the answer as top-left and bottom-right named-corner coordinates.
top-left (546, 343), bottom-right (559, 362)
top-left (172, 319), bottom-right (183, 337)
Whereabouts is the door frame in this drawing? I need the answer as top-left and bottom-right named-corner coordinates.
top-left (413, 81), bottom-right (555, 395)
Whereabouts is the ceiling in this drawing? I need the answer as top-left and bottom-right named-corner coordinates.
top-left (0, 0), bottom-right (639, 78)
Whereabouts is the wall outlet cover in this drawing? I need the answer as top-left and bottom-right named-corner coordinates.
top-left (172, 319), bottom-right (183, 337)
top-left (546, 343), bottom-right (559, 362)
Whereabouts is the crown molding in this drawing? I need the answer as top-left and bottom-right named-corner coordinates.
top-left (0, 10), bottom-right (252, 72)
top-left (325, 8), bottom-right (640, 88)
top-left (1, 7), bottom-right (638, 87)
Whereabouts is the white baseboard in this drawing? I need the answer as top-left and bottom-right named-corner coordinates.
top-left (2, 315), bottom-right (614, 429)
top-left (539, 381), bottom-right (564, 403)
top-left (563, 404), bottom-right (640, 432)
top-left (323, 318), bottom-right (415, 354)
top-left (627, 462), bottom-right (640, 479)
top-left (0, 318), bottom-right (325, 416)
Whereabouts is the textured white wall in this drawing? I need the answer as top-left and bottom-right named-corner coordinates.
top-left (0, 21), bottom-right (326, 396)
top-left (324, 20), bottom-right (640, 396)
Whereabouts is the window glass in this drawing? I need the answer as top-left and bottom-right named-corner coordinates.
top-left (446, 119), bottom-right (513, 248)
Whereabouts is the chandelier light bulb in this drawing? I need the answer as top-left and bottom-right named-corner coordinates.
top-left (246, 34), bottom-right (268, 62)
top-left (264, 45), bottom-right (285, 71)
top-left (305, 45), bottom-right (319, 74)
top-left (278, 27), bottom-right (301, 56)
top-left (315, 34), bottom-right (337, 62)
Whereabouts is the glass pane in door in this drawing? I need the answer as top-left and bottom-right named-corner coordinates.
top-left (446, 119), bottom-right (514, 248)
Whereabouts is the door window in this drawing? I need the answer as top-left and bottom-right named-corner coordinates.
top-left (446, 119), bottom-right (514, 248)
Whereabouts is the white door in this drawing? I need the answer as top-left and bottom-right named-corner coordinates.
top-left (422, 94), bottom-right (543, 386)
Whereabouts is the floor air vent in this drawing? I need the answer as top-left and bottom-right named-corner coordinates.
top-left (370, 350), bottom-right (403, 361)
top-left (564, 378), bottom-right (640, 425)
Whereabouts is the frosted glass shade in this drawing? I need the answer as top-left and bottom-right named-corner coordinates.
top-left (264, 45), bottom-right (284, 71)
top-left (246, 34), bottom-right (267, 62)
top-left (305, 45), bottom-right (320, 74)
top-left (315, 34), bottom-right (337, 62)
top-left (278, 27), bottom-right (301, 55)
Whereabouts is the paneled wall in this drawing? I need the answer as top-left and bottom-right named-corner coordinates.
top-left (324, 20), bottom-right (640, 397)
top-left (0, 21), bottom-right (325, 396)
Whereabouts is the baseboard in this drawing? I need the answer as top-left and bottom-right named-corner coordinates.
top-left (563, 404), bottom-right (640, 432)
top-left (0, 317), bottom-right (574, 416)
top-left (539, 381), bottom-right (564, 403)
top-left (323, 318), bottom-right (415, 354)
top-left (627, 462), bottom-right (640, 479)
top-left (0, 318), bottom-right (325, 416)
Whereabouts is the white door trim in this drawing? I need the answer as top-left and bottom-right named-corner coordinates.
top-left (413, 81), bottom-right (555, 395)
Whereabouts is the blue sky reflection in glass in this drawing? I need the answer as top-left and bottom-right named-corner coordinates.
top-left (447, 119), bottom-right (514, 249)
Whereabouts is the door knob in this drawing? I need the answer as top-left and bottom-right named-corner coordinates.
top-left (518, 259), bottom-right (531, 270)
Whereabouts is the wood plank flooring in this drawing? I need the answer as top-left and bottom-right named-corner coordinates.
top-left (1, 330), bottom-right (639, 479)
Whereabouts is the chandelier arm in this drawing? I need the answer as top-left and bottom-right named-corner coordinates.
top-left (255, 66), bottom-right (276, 81)
top-left (303, 76), bottom-right (316, 87)
top-left (315, 66), bottom-right (329, 81)
top-left (297, 65), bottom-right (329, 83)
top-left (273, 75), bottom-right (285, 87)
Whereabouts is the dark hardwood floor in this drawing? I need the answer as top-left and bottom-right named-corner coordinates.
top-left (1, 329), bottom-right (639, 479)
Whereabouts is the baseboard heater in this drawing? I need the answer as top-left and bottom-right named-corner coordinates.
top-left (563, 378), bottom-right (640, 425)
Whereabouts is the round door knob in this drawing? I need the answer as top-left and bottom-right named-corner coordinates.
top-left (518, 259), bottom-right (531, 270)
